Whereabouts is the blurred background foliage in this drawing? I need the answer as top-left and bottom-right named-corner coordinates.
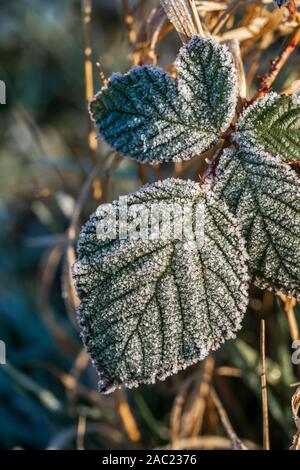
top-left (0, 0), bottom-right (300, 450)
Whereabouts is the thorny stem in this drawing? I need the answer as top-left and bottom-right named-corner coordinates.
top-left (253, 25), bottom-right (300, 100)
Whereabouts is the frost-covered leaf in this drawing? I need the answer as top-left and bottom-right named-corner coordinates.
top-left (234, 93), bottom-right (300, 161)
top-left (73, 178), bottom-right (248, 393)
top-left (214, 148), bottom-right (300, 298)
top-left (90, 36), bottom-right (237, 163)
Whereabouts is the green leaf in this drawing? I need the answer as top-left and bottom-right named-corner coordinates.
top-left (90, 36), bottom-right (237, 164)
top-left (214, 148), bottom-right (300, 298)
top-left (234, 93), bottom-right (300, 161)
top-left (73, 178), bottom-right (248, 393)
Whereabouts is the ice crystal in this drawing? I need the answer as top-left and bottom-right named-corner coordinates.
top-left (234, 93), bottom-right (300, 161)
top-left (73, 178), bottom-right (249, 393)
top-left (90, 36), bottom-right (238, 164)
top-left (214, 148), bottom-right (300, 299)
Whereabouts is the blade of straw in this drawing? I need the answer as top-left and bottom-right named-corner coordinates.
top-left (160, 0), bottom-right (203, 43)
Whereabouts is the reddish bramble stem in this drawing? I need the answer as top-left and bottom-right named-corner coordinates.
top-left (253, 26), bottom-right (300, 100)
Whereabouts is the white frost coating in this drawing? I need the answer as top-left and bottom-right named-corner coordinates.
top-left (235, 92), bottom-right (279, 130)
top-left (73, 178), bottom-right (249, 394)
top-left (176, 36), bottom-right (238, 133)
top-left (215, 148), bottom-right (300, 300)
top-left (90, 35), bottom-right (238, 164)
top-left (234, 92), bottom-right (300, 161)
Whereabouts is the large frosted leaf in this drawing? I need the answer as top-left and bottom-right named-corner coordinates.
top-left (90, 36), bottom-right (237, 163)
top-left (73, 178), bottom-right (248, 393)
top-left (214, 148), bottom-right (300, 299)
top-left (234, 93), bottom-right (300, 161)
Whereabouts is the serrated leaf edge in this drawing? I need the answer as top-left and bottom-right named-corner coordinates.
top-left (73, 178), bottom-right (250, 394)
top-left (89, 35), bottom-right (238, 164)
top-left (215, 147), bottom-right (300, 301)
top-left (233, 92), bottom-right (300, 159)
top-left (176, 35), bottom-right (238, 134)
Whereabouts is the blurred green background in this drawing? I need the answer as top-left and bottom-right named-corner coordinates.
top-left (0, 0), bottom-right (132, 449)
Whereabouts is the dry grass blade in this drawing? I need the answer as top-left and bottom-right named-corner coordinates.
top-left (76, 415), bottom-right (86, 450)
top-left (290, 386), bottom-right (300, 450)
top-left (132, 5), bottom-right (172, 66)
top-left (260, 319), bottom-right (270, 450)
top-left (145, 6), bottom-right (173, 64)
top-left (121, 0), bottom-right (136, 46)
top-left (279, 294), bottom-right (299, 342)
top-left (210, 388), bottom-right (248, 450)
top-left (82, 0), bottom-right (97, 151)
top-left (96, 60), bottom-right (107, 87)
top-left (45, 361), bottom-right (114, 413)
top-left (216, 367), bottom-right (242, 377)
top-left (225, 39), bottom-right (247, 100)
top-left (160, 0), bottom-right (203, 42)
top-left (190, 357), bottom-right (215, 436)
top-left (63, 243), bottom-right (80, 326)
top-left (195, 1), bottom-right (227, 13)
top-left (211, 0), bottom-right (241, 35)
top-left (282, 79), bottom-right (300, 95)
top-left (82, 0), bottom-right (102, 201)
top-left (102, 153), bottom-right (123, 203)
top-left (67, 349), bottom-right (91, 408)
top-left (159, 435), bottom-right (259, 450)
top-left (115, 390), bottom-right (141, 444)
top-left (180, 357), bottom-right (215, 437)
top-left (221, 18), bottom-right (269, 42)
top-left (170, 373), bottom-right (197, 445)
top-left (47, 422), bottom-right (125, 450)
top-left (187, 0), bottom-right (204, 35)
top-left (40, 245), bottom-right (79, 357)
top-left (3, 362), bottom-right (62, 413)
top-left (62, 162), bottom-right (102, 325)
top-left (82, 0), bottom-right (94, 102)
